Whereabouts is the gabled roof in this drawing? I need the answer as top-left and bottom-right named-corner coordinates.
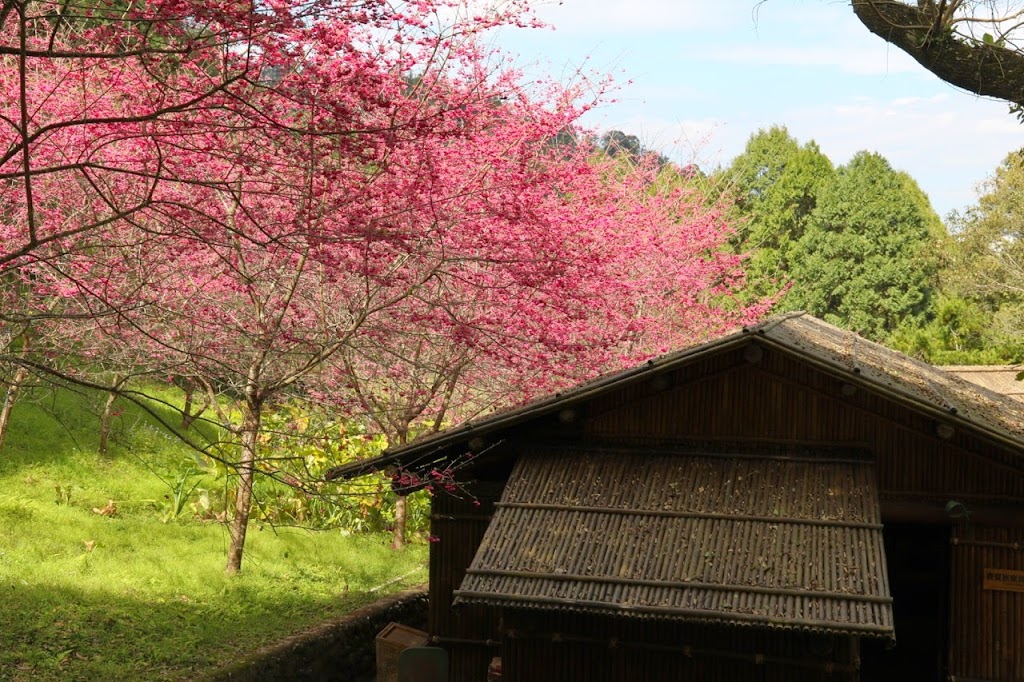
top-left (455, 446), bottom-right (893, 638)
top-left (326, 312), bottom-right (1024, 481)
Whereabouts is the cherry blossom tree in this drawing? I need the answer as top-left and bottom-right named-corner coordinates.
top-left (0, 0), bottom-right (545, 571)
top-left (2, 0), bottom-right (764, 574)
top-left (0, 0), bottom-right (311, 446)
top-left (332, 143), bottom-right (769, 547)
top-left (0, 0), bottom-right (539, 326)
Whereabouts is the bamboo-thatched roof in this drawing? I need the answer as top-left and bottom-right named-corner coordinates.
top-left (453, 446), bottom-right (893, 638)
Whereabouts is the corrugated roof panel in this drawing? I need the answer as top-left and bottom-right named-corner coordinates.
top-left (455, 448), bottom-right (893, 638)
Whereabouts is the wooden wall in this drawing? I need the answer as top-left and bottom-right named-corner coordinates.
top-left (428, 485), bottom-right (503, 681)
top-left (579, 348), bottom-right (1024, 505)
top-left (950, 525), bottom-right (1024, 682)
top-left (502, 610), bottom-right (859, 682)
top-left (571, 348), bottom-right (1024, 681)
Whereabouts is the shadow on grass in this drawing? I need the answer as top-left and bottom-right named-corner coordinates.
top-left (0, 577), bottom-right (396, 682)
top-left (1, 383), bottom-right (221, 475)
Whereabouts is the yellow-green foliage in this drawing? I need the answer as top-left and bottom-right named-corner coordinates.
top-left (255, 401), bottom-right (432, 534)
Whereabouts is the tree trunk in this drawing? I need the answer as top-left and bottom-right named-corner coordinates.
top-left (391, 494), bottom-right (407, 549)
top-left (98, 380), bottom-right (121, 455)
top-left (226, 398), bottom-right (261, 574)
top-left (391, 429), bottom-right (409, 550)
top-left (181, 382), bottom-right (196, 429)
top-left (180, 379), bottom-right (208, 429)
top-left (0, 364), bottom-right (29, 449)
top-left (851, 0), bottom-right (1024, 107)
top-left (0, 331), bottom-right (32, 450)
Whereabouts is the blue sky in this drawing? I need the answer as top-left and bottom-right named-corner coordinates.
top-left (488, 0), bottom-right (1024, 219)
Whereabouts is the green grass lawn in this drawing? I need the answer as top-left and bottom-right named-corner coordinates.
top-left (0, 385), bottom-right (427, 681)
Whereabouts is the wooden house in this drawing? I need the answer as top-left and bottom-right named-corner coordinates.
top-left (328, 312), bottom-right (1024, 682)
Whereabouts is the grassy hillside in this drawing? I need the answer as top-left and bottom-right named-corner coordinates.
top-left (0, 384), bottom-right (427, 681)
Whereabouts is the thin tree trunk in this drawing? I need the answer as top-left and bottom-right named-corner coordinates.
top-left (226, 397), bottom-right (261, 574)
top-left (0, 364), bottom-right (29, 449)
top-left (391, 429), bottom-right (409, 550)
top-left (98, 377), bottom-right (122, 455)
top-left (391, 495), bottom-right (407, 549)
top-left (180, 379), bottom-right (208, 429)
top-left (0, 331), bottom-right (33, 450)
top-left (181, 382), bottom-right (196, 429)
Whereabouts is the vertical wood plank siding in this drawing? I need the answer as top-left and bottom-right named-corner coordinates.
top-left (429, 488), bottom-right (502, 680)
top-left (950, 526), bottom-right (1024, 682)
top-left (503, 611), bottom-right (858, 682)
top-left (582, 354), bottom-right (1024, 503)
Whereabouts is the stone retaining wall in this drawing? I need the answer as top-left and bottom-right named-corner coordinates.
top-left (207, 586), bottom-right (429, 682)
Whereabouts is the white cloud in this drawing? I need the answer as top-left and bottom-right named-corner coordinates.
top-left (773, 94), bottom-right (1024, 217)
top-left (594, 92), bottom-right (1024, 218)
top-left (525, 0), bottom-right (750, 33)
top-left (684, 0), bottom-right (949, 78)
top-left (699, 43), bottom-right (922, 76)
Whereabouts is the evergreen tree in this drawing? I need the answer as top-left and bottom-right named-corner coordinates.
top-left (597, 130), bottom-right (670, 168)
top-left (789, 151), bottom-right (944, 341)
top-left (888, 295), bottom-right (1017, 364)
top-left (719, 126), bottom-right (834, 301)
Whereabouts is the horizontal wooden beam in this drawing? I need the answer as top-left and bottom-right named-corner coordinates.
top-left (881, 501), bottom-right (1024, 528)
